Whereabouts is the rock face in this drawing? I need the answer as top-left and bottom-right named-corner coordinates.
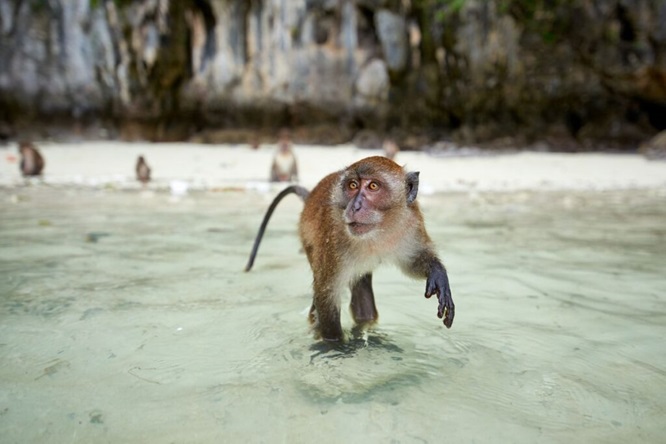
top-left (640, 130), bottom-right (666, 159)
top-left (0, 0), bottom-right (664, 147)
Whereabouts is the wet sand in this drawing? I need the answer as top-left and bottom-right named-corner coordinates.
top-left (1, 143), bottom-right (665, 443)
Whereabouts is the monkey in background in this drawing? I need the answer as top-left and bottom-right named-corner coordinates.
top-left (136, 155), bottom-right (151, 184)
top-left (383, 138), bottom-right (399, 160)
top-left (18, 141), bottom-right (45, 177)
top-left (246, 156), bottom-right (454, 342)
top-left (270, 129), bottom-right (298, 182)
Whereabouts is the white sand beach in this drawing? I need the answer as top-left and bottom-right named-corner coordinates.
top-left (2, 141), bottom-right (666, 193)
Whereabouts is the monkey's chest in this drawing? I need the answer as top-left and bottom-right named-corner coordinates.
top-left (22, 157), bottom-right (34, 172)
top-left (343, 241), bottom-right (403, 275)
top-left (344, 253), bottom-right (383, 275)
top-left (274, 154), bottom-right (294, 172)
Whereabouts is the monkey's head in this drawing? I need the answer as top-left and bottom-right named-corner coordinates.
top-left (335, 156), bottom-right (419, 237)
top-left (18, 141), bottom-right (32, 153)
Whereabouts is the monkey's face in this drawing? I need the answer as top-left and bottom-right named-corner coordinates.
top-left (341, 176), bottom-right (393, 236)
top-left (335, 156), bottom-right (412, 237)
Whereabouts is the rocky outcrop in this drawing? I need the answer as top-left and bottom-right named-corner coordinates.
top-left (0, 0), bottom-right (664, 148)
top-left (640, 130), bottom-right (666, 159)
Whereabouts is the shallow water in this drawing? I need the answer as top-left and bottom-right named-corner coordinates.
top-left (1, 186), bottom-right (665, 443)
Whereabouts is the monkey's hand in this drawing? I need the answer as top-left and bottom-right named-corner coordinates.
top-left (425, 264), bottom-right (454, 328)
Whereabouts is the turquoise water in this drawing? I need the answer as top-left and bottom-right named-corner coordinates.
top-left (1, 186), bottom-right (665, 443)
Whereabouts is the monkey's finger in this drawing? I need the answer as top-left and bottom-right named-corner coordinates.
top-left (437, 289), bottom-right (454, 326)
top-left (443, 306), bottom-right (455, 328)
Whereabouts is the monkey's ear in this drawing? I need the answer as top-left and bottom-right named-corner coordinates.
top-left (406, 171), bottom-right (419, 204)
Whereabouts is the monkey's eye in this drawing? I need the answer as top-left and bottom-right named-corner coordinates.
top-left (348, 180), bottom-right (359, 190)
top-left (368, 181), bottom-right (379, 191)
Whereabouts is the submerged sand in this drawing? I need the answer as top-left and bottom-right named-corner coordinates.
top-left (1, 142), bottom-right (665, 443)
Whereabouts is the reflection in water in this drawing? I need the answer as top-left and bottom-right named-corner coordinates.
top-left (0, 187), bottom-right (665, 442)
top-left (308, 331), bottom-right (405, 360)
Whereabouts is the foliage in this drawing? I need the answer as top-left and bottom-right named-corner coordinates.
top-left (501, 0), bottom-right (576, 44)
top-left (424, 0), bottom-right (575, 44)
top-left (431, 0), bottom-right (467, 21)
top-left (89, 0), bottom-right (135, 9)
top-left (29, 0), bottom-right (48, 12)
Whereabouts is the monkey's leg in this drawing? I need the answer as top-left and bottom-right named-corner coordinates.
top-left (350, 273), bottom-right (378, 328)
top-left (311, 285), bottom-right (344, 342)
top-left (308, 303), bottom-right (317, 326)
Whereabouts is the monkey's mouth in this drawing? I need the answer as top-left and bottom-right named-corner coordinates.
top-left (347, 222), bottom-right (375, 236)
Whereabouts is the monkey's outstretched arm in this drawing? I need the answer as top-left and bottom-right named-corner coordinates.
top-left (245, 185), bottom-right (309, 272)
top-left (425, 260), bottom-right (454, 328)
top-left (403, 252), bottom-right (455, 328)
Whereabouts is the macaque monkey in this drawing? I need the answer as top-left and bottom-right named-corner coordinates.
top-left (136, 155), bottom-right (151, 184)
top-left (18, 141), bottom-right (45, 177)
top-left (246, 156), bottom-right (454, 342)
top-left (383, 138), bottom-right (399, 160)
top-left (270, 129), bottom-right (298, 182)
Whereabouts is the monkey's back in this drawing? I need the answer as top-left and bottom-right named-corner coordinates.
top-left (20, 145), bottom-right (45, 176)
top-left (298, 171), bottom-right (346, 270)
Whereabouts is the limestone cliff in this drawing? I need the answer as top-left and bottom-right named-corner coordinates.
top-left (0, 0), bottom-right (664, 148)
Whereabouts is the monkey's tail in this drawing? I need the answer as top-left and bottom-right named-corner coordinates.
top-left (244, 185), bottom-right (309, 272)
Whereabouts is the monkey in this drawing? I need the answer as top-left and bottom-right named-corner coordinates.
top-left (245, 156), bottom-right (454, 342)
top-left (136, 155), bottom-right (151, 184)
top-left (270, 128), bottom-right (298, 182)
top-left (18, 141), bottom-right (45, 177)
top-left (382, 138), bottom-right (399, 160)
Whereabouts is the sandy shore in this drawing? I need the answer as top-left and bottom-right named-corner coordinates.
top-left (1, 141), bottom-right (666, 193)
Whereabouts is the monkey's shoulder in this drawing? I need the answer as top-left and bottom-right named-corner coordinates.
top-left (309, 171), bottom-right (341, 195)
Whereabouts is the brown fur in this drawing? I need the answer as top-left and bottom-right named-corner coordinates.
top-left (18, 141), bottom-right (45, 177)
top-left (270, 129), bottom-right (298, 182)
top-left (247, 156), bottom-right (454, 342)
top-left (136, 155), bottom-right (151, 183)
